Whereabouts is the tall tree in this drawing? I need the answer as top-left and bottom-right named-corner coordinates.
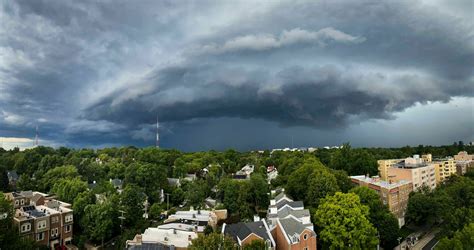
top-left (315, 192), bottom-right (379, 249)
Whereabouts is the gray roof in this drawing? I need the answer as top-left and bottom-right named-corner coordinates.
top-left (276, 200), bottom-right (304, 210)
top-left (273, 192), bottom-right (290, 202)
top-left (7, 170), bottom-right (18, 181)
top-left (269, 207), bottom-right (310, 219)
top-left (279, 217), bottom-right (313, 238)
top-left (224, 221), bottom-right (272, 245)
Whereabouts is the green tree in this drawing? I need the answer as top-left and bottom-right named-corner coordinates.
top-left (243, 239), bottom-right (267, 249)
top-left (52, 177), bottom-right (88, 203)
top-left (81, 202), bottom-right (117, 245)
top-left (436, 223), bottom-right (474, 250)
top-left (287, 159), bottom-right (325, 201)
top-left (41, 165), bottom-right (79, 191)
top-left (250, 173), bottom-right (269, 209)
top-left (120, 185), bottom-right (146, 226)
top-left (148, 203), bottom-right (163, 220)
top-left (350, 186), bottom-right (400, 249)
top-left (306, 168), bottom-right (339, 207)
top-left (190, 232), bottom-right (238, 250)
top-left (315, 192), bottom-right (379, 249)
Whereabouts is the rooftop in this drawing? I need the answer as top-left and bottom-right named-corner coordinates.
top-left (223, 221), bottom-right (273, 246)
top-left (132, 228), bottom-right (197, 249)
top-left (351, 175), bottom-right (411, 189)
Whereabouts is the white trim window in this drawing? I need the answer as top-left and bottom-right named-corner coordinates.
top-left (65, 225), bottom-right (72, 233)
top-left (37, 220), bottom-right (47, 229)
top-left (21, 223), bottom-right (31, 233)
top-left (65, 214), bottom-right (73, 223)
top-left (51, 228), bottom-right (59, 237)
top-left (303, 233), bottom-right (308, 240)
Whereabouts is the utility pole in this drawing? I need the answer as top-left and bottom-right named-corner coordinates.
top-left (118, 210), bottom-right (126, 234)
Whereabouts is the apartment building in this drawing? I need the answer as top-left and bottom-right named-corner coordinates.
top-left (432, 158), bottom-right (457, 183)
top-left (454, 151), bottom-right (473, 161)
top-left (351, 175), bottom-right (413, 227)
top-left (378, 159), bottom-right (403, 181)
top-left (5, 191), bottom-right (74, 249)
top-left (267, 190), bottom-right (317, 250)
top-left (384, 155), bottom-right (436, 191)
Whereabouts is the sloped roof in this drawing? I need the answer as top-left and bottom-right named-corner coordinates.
top-left (268, 206), bottom-right (310, 219)
top-left (276, 200), bottom-right (304, 210)
top-left (273, 192), bottom-right (291, 202)
top-left (224, 221), bottom-right (272, 244)
top-left (279, 217), bottom-right (314, 239)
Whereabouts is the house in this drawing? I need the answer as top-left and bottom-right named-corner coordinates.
top-left (234, 164), bottom-right (254, 180)
top-left (222, 221), bottom-right (276, 249)
top-left (266, 190), bottom-right (317, 250)
top-left (164, 209), bottom-right (227, 232)
top-left (267, 166), bottom-right (278, 184)
top-left (126, 228), bottom-right (198, 249)
top-left (5, 191), bottom-right (74, 249)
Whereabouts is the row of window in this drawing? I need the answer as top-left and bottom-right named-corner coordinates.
top-left (21, 223), bottom-right (72, 235)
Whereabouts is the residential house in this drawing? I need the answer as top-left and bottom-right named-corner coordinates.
top-left (234, 164), bottom-right (254, 180)
top-left (164, 209), bottom-right (227, 232)
top-left (222, 221), bottom-right (276, 249)
top-left (351, 175), bottom-right (413, 227)
top-left (266, 190), bottom-right (317, 250)
top-left (267, 166), bottom-right (278, 184)
top-left (126, 228), bottom-right (198, 250)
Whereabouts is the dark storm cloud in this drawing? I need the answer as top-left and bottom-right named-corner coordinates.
top-left (0, 0), bottom-right (473, 149)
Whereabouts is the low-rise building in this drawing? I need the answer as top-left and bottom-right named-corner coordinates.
top-left (267, 166), bottom-right (278, 184)
top-left (266, 190), bottom-right (317, 250)
top-left (222, 221), bottom-right (276, 249)
top-left (126, 228), bottom-right (198, 249)
top-left (164, 209), bottom-right (227, 232)
top-left (351, 175), bottom-right (413, 227)
top-left (432, 158), bottom-right (457, 183)
top-left (234, 164), bottom-right (255, 180)
top-left (5, 191), bottom-right (74, 249)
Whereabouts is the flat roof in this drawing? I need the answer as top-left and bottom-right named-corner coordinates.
top-left (141, 228), bottom-right (197, 248)
top-left (351, 175), bottom-right (411, 189)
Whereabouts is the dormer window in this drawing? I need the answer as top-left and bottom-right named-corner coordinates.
top-left (303, 233), bottom-right (308, 240)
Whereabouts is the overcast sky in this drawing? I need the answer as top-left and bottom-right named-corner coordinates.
top-left (0, 0), bottom-right (473, 151)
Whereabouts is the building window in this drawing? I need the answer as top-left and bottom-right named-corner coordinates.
top-left (51, 216), bottom-right (59, 223)
top-left (37, 220), bottom-right (47, 229)
top-left (51, 228), bottom-right (59, 237)
top-left (21, 223), bottom-right (31, 233)
top-left (15, 200), bottom-right (19, 206)
top-left (36, 232), bottom-right (44, 241)
top-left (65, 225), bottom-right (71, 233)
top-left (65, 214), bottom-right (73, 223)
top-left (20, 199), bottom-right (25, 205)
top-left (304, 248), bottom-right (308, 250)
top-left (303, 234), bottom-right (308, 240)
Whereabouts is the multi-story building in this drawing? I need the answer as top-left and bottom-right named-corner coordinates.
top-left (378, 159), bottom-right (403, 181)
top-left (351, 175), bottom-right (413, 227)
top-left (5, 191), bottom-right (74, 249)
top-left (454, 151), bottom-right (473, 161)
top-left (266, 190), bottom-right (317, 250)
top-left (432, 158), bottom-right (457, 183)
top-left (456, 160), bottom-right (474, 175)
top-left (385, 155), bottom-right (437, 191)
top-left (422, 154), bottom-right (432, 163)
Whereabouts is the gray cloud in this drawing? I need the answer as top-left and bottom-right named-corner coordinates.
top-left (0, 0), bottom-right (473, 149)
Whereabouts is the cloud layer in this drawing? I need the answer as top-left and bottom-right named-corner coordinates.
top-left (0, 0), bottom-right (473, 149)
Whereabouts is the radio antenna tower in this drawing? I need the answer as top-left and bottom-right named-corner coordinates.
top-left (34, 125), bottom-right (39, 147)
top-left (156, 115), bottom-right (160, 148)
